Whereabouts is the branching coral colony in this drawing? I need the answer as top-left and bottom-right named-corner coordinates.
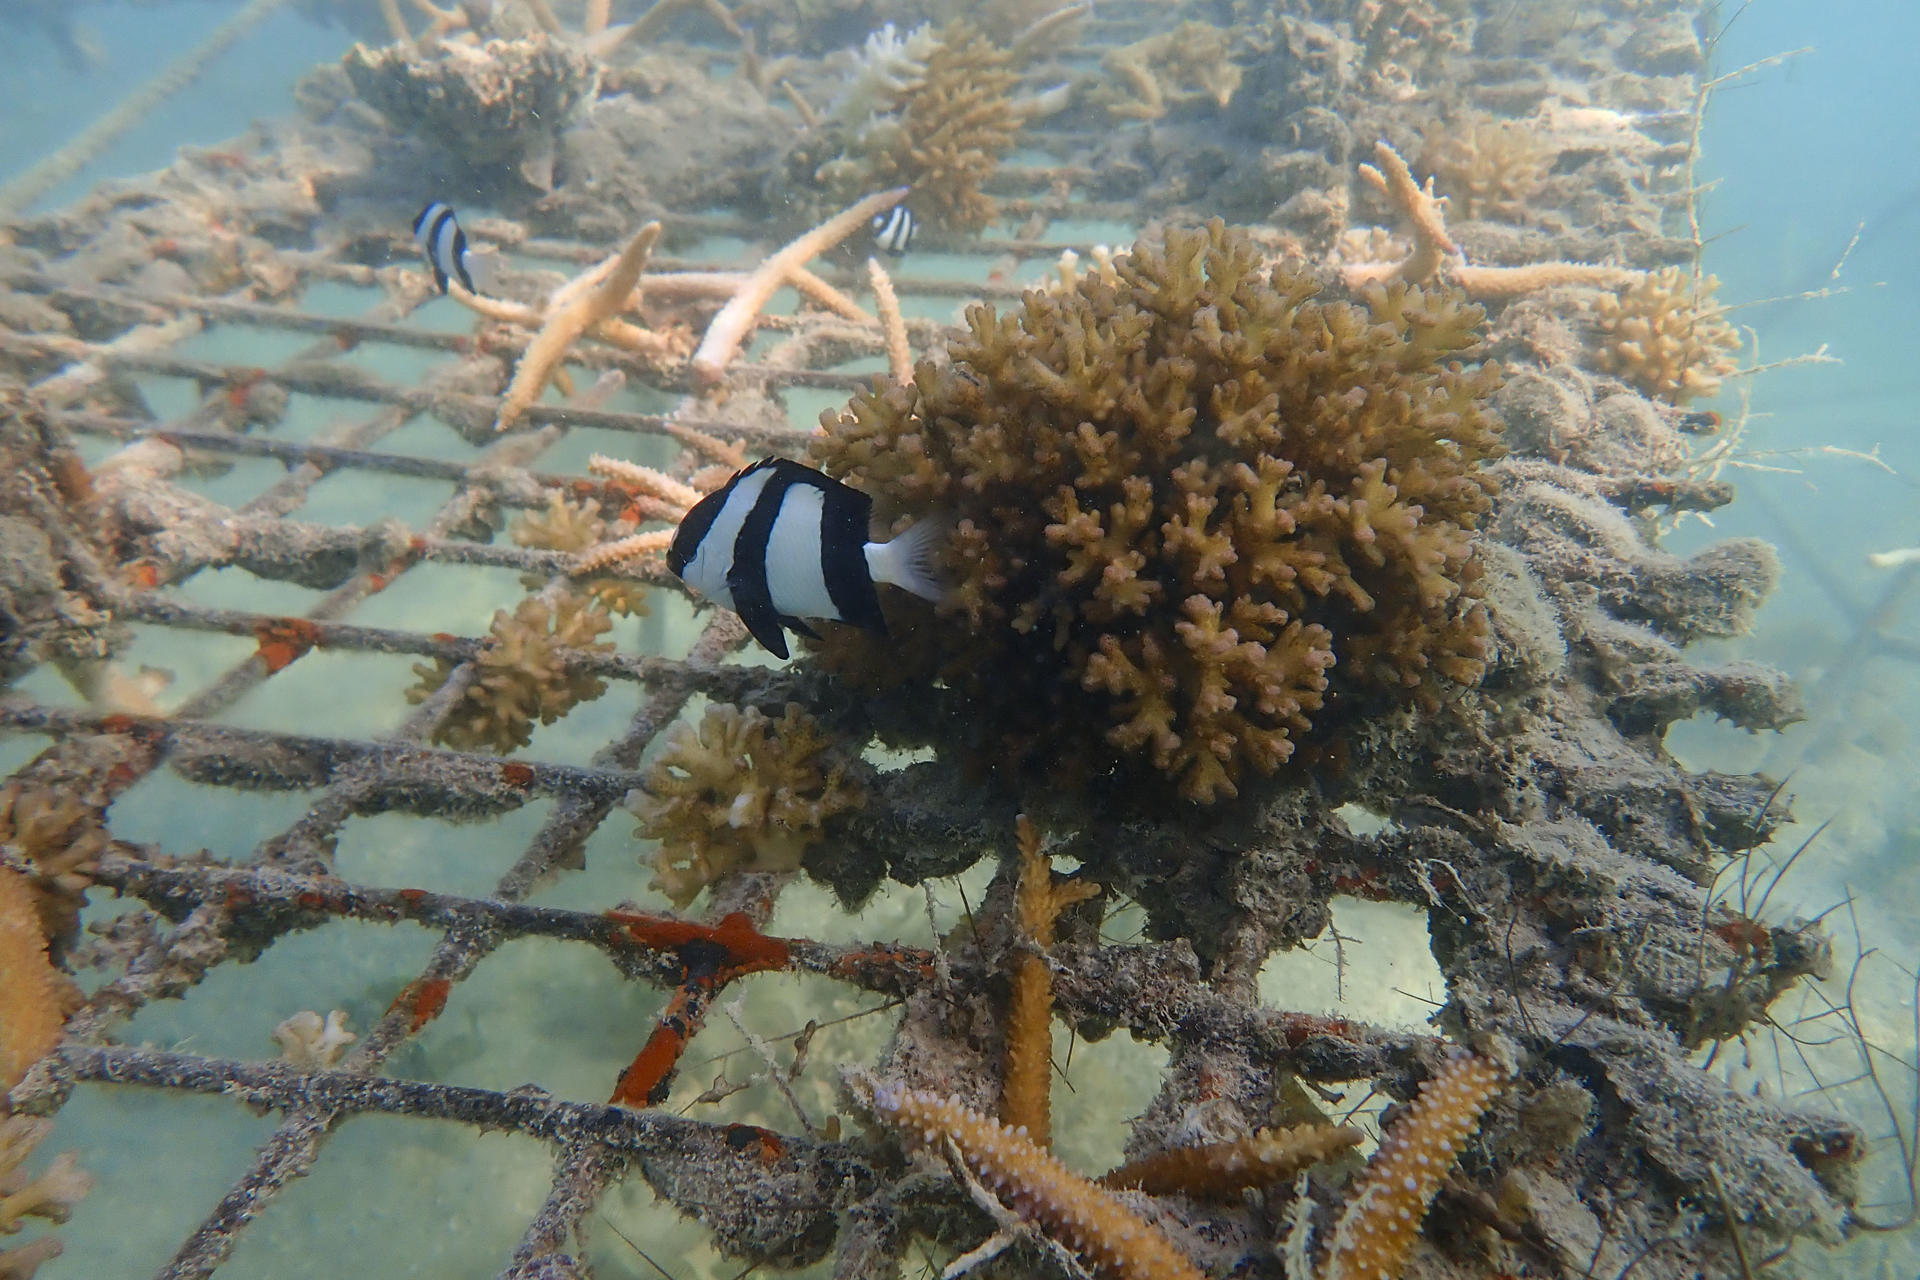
top-left (813, 219), bottom-right (1503, 802)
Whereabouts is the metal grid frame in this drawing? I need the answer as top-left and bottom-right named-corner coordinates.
top-left (1, 146), bottom-right (1277, 1276)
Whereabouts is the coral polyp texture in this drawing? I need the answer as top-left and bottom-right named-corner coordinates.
top-left (1593, 267), bottom-right (1742, 405)
top-left (813, 220), bottom-right (1504, 801)
top-left (1417, 111), bottom-right (1551, 221)
top-left (1318, 1051), bottom-right (1504, 1280)
top-left (406, 591), bottom-right (615, 754)
top-left (629, 702), bottom-right (865, 908)
top-left (0, 870), bottom-right (64, 1096)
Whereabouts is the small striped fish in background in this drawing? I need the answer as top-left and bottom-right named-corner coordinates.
top-left (411, 201), bottom-right (501, 295)
top-left (870, 203), bottom-right (917, 256)
top-left (668, 458), bottom-right (945, 659)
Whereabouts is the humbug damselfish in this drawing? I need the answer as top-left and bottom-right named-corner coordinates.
top-left (667, 458), bottom-right (945, 659)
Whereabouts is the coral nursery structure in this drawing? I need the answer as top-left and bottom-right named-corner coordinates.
top-left (0, 0), bottom-right (1892, 1278)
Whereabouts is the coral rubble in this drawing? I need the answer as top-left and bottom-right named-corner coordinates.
top-left (814, 220), bottom-right (1503, 801)
top-left (629, 702), bottom-right (865, 908)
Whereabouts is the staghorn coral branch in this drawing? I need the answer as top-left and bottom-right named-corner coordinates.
top-left (690, 188), bottom-right (909, 387)
top-left (855, 1077), bottom-right (1205, 1280)
top-left (867, 257), bottom-right (913, 387)
top-left (496, 223), bottom-right (663, 432)
top-left (1098, 1123), bottom-right (1361, 1198)
top-left (1003, 816), bottom-right (1099, 1145)
top-left (573, 530), bottom-right (675, 573)
top-left (0, 870), bottom-right (66, 1096)
top-left (788, 267), bottom-right (872, 323)
top-left (587, 452), bottom-right (704, 511)
top-left (1321, 1051), bottom-right (1505, 1280)
top-left (1351, 139), bottom-right (1458, 287)
top-left (1349, 140), bottom-right (1632, 296)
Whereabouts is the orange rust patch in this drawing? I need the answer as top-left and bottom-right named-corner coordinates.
top-left (389, 976), bottom-right (453, 1033)
top-left (724, 1123), bottom-right (786, 1164)
top-left (253, 617), bottom-right (323, 674)
top-left (397, 888), bottom-right (429, 910)
top-left (605, 910), bottom-right (791, 978)
top-left (223, 367), bottom-right (268, 410)
top-left (1711, 917), bottom-right (1771, 956)
top-left (611, 1020), bottom-right (686, 1108)
top-left (500, 762), bottom-right (536, 788)
top-left (128, 561), bottom-right (164, 590)
top-left (1279, 1012), bottom-right (1356, 1048)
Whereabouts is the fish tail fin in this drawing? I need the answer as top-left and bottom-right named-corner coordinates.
top-left (866, 515), bottom-right (947, 603)
top-left (462, 244), bottom-right (506, 297)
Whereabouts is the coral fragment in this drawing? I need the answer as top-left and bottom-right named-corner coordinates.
top-left (629, 703), bottom-right (864, 908)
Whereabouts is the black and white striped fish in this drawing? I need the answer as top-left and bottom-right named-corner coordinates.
top-left (412, 201), bottom-right (485, 295)
top-left (870, 203), bottom-right (917, 256)
top-left (667, 458), bottom-right (944, 659)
